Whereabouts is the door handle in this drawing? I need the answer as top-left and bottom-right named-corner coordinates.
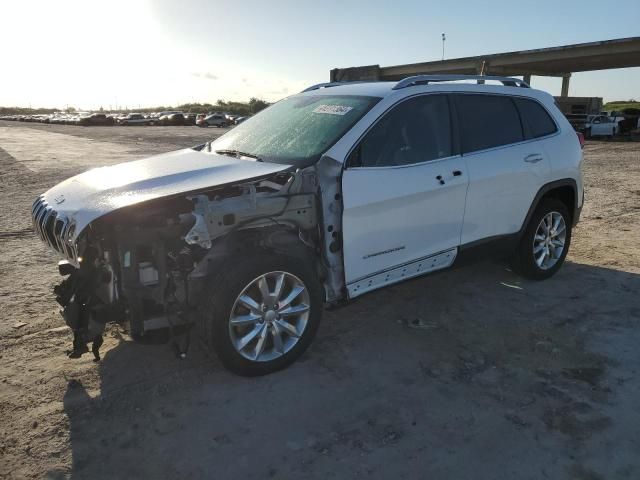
top-left (452, 170), bottom-right (462, 176)
top-left (524, 154), bottom-right (543, 163)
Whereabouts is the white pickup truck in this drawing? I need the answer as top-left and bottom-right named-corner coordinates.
top-left (584, 114), bottom-right (621, 138)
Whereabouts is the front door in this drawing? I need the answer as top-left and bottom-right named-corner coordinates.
top-left (341, 94), bottom-right (468, 297)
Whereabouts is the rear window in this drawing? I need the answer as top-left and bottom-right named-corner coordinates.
top-left (454, 94), bottom-right (523, 153)
top-left (514, 98), bottom-right (557, 139)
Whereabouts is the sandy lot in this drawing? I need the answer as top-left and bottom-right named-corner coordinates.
top-left (1, 121), bottom-right (639, 479)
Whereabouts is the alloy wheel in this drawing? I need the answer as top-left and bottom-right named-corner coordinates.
top-left (533, 211), bottom-right (567, 270)
top-left (228, 271), bottom-right (310, 362)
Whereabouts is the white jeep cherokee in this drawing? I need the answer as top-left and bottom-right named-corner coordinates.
top-left (32, 75), bottom-right (583, 375)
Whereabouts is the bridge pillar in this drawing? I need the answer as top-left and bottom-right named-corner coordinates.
top-left (561, 74), bottom-right (571, 97)
top-left (523, 73), bottom-right (532, 85)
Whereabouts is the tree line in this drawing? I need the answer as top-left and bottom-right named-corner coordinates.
top-left (0, 98), bottom-right (270, 116)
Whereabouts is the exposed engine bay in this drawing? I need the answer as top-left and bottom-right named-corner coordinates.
top-left (44, 161), bottom-right (343, 360)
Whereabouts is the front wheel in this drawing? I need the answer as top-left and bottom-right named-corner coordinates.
top-left (200, 253), bottom-right (323, 376)
top-left (511, 198), bottom-right (572, 280)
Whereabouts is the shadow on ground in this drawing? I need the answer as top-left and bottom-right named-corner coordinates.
top-left (55, 260), bottom-right (640, 479)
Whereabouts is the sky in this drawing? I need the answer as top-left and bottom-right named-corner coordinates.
top-left (1, 0), bottom-right (639, 110)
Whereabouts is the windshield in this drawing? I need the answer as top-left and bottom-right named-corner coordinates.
top-left (209, 94), bottom-right (380, 167)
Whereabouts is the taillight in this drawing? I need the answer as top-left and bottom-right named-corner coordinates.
top-left (576, 131), bottom-right (585, 149)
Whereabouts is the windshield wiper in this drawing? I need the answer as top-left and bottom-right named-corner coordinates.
top-left (215, 149), bottom-right (263, 162)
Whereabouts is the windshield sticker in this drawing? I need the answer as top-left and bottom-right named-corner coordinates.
top-left (313, 105), bottom-right (354, 116)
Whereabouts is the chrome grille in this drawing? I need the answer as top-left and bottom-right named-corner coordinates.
top-left (31, 196), bottom-right (78, 262)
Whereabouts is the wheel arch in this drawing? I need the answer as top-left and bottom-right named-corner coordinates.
top-left (227, 225), bottom-right (314, 258)
top-left (519, 179), bottom-right (578, 238)
top-left (195, 225), bottom-right (323, 281)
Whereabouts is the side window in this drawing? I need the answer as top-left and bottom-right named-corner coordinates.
top-left (514, 98), bottom-right (558, 139)
top-left (455, 94), bottom-right (523, 153)
top-left (351, 95), bottom-right (452, 168)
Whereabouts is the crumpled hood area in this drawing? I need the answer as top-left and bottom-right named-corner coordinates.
top-left (40, 148), bottom-right (292, 242)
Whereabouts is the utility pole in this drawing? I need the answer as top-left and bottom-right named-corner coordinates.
top-left (442, 33), bottom-right (446, 61)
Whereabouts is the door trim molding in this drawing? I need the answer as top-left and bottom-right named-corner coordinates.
top-left (347, 247), bottom-right (457, 298)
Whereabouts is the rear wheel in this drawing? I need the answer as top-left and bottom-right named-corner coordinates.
top-left (200, 253), bottom-right (323, 376)
top-left (511, 198), bottom-right (572, 280)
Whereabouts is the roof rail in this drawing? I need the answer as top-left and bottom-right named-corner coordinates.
top-left (302, 82), bottom-right (342, 92)
top-left (392, 75), bottom-right (530, 90)
top-left (301, 81), bottom-right (370, 93)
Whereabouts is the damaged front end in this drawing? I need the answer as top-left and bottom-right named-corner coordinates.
top-left (50, 194), bottom-right (201, 360)
top-left (33, 162), bottom-right (324, 360)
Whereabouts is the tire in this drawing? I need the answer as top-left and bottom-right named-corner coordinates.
top-left (199, 252), bottom-right (323, 376)
top-left (511, 198), bottom-right (572, 280)
top-left (584, 128), bottom-right (591, 139)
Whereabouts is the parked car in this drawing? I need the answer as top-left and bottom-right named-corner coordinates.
top-left (158, 112), bottom-right (185, 126)
top-left (183, 113), bottom-right (200, 125)
top-left (49, 114), bottom-right (66, 124)
top-left (66, 113), bottom-right (85, 125)
top-left (77, 113), bottom-right (114, 126)
top-left (197, 113), bottom-right (228, 127)
top-left (234, 116), bottom-right (247, 125)
top-left (31, 75), bottom-right (583, 376)
top-left (584, 114), bottom-right (619, 138)
top-left (119, 113), bottom-right (155, 126)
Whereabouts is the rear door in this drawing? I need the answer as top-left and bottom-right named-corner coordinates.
top-left (341, 94), bottom-right (468, 296)
top-left (453, 94), bottom-right (554, 245)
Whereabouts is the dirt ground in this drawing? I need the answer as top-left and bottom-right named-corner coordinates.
top-left (0, 121), bottom-right (639, 480)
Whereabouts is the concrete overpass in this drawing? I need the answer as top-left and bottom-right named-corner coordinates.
top-left (330, 37), bottom-right (640, 96)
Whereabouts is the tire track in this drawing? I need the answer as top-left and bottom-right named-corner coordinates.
top-left (0, 145), bottom-right (36, 185)
top-left (0, 228), bottom-right (34, 240)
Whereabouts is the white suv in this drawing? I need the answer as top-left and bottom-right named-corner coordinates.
top-left (32, 75), bottom-right (583, 375)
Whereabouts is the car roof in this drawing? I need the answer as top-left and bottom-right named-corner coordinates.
top-left (298, 78), bottom-right (554, 104)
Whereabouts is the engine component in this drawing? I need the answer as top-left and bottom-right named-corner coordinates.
top-left (138, 262), bottom-right (159, 286)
